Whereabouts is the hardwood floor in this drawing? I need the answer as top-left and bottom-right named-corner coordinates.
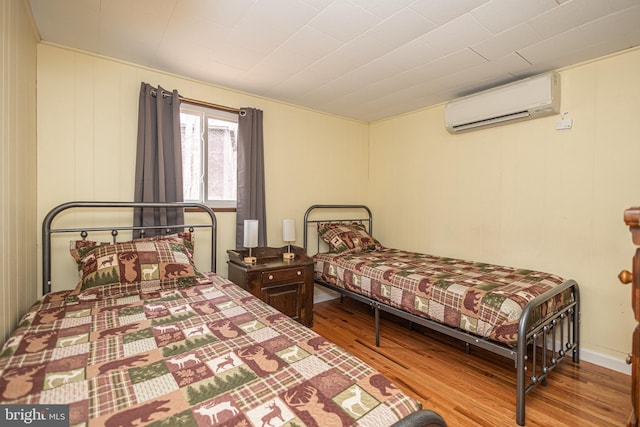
top-left (311, 297), bottom-right (630, 427)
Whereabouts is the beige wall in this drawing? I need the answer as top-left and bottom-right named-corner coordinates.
top-left (33, 36), bottom-right (640, 370)
top-left (0, 0), bottom-right (38, 345)
top-left (36, 44), bottom-right (369, 291)
top-left (369, 47), bottom-right (640, 369)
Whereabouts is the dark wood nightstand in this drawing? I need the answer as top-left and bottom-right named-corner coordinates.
top-left (227, 246), bottom-right (314, 327)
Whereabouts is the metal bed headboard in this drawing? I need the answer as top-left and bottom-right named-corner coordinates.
top-left (42, 201), bottom-right (217, 295)
top-left (303, 204), bottom-right (373, 254)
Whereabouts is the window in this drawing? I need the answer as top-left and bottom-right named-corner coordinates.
top-left (180, 105), bottom-right (238, 208)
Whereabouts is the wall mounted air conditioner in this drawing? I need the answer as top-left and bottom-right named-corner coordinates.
top-left (444, 72), bottom-right (560, 133)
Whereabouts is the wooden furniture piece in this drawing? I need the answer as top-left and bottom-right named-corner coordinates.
top-left (621, 207), bottom-right (640, 427)
top-left (227, 246), bottom-right (314, 327)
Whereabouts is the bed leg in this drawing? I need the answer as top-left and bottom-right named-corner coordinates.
top-left (465, 342), bottom-right (472, 354)
top-left (516, 349), bottom-right (526, 426)
top-left (375, 304), bottom-right (380, 347)
top-left (572, 299), bottom-right (581, 363)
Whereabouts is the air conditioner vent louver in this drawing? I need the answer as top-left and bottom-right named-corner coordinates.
top-left (444, 72), bottom-right (560, 133)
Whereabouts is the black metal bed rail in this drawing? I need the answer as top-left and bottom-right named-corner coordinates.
top-left (524, 305), bottom-right (579, 389)
top-left (303, 204), bottom-right (372, 254)
top-left (391, 409), bottom-right (447, 427)
top-left (42, 201), bottom-right (217, 295)
top-left (516, 278), bottom-right (580, 425)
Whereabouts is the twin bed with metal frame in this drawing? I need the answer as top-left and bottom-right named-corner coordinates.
top-left (303, 204), bottom-right (580, 426)
top-left (0, 201), bottom-right (446, 427)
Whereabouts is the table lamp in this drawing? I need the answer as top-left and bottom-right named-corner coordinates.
top-left (282, 218), bottom-right (295, 260)
top-left (243, 219), bottom-right (258, 264)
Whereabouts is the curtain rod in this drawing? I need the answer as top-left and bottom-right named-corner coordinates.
top-left (151, 87), bottom-right (244, 116)
top-left (180, 96), bottom-right (245, 116)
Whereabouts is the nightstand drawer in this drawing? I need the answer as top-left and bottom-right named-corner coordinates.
top-left (261, 268), bottom-right (305, 285)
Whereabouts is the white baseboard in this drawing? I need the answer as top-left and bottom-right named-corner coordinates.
top-left (313, 286), bottom-right (340, 303)
top-left (580, 348), bottom-right (631, 375)
top-left (312, 289), bottom-right (631, 376)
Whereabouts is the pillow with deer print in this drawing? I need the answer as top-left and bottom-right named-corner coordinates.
top-left (69, 232), bottom-right (194, 266)
top-left (71, 235), bottom-right (205, 299)
top-left (317, 222), bottom-right (383, 254)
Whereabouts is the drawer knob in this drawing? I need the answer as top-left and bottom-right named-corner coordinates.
top-left (619, 270), bottom-right (633, 284)
top-left (297, 271), bottom-right (301, 276)
top-left (268, 274), bottom-right (273, 280)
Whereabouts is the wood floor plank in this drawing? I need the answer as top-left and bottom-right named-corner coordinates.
top-left (312, 297), bottom-right (631, 426)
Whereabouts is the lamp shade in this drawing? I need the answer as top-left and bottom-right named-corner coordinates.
top-left (243, 219), bottom-right (259, 248)
top-left (282, 218), bottom-right (296, 242)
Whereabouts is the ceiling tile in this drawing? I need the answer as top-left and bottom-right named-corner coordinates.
top-left (308, 1), bottom-right (380, 42)
top-left (323, 57), bottom-right (403, 93)
top-left (398, 48), bottom-right (488, 86)
top-left (255, 48), bottom-right (318, 76)
top-left (162, 10), bottom-right (230, 50)
top-left (350, 0), bottom-right (415, 19)
top-left (439, 53), bottom-right (533, 96)
top-left (423, 14), bottom-right (492, 55)
top-left (99, 1), bottom-right (176, 63)
top-left (592, 5), bottom-right (640, 43)
top-left (172, 0), bottom-right (253, 30)
top-left (244, 0), bottom-right (317, 34)
top-left (471, 0), bottom-right (558, 34)
top-left (341, 8), bottom-right (436, 60)
top-left (201, 41), bottom-right (264, 71)
top-left (299, 0), bottom-right (333, 10)
top-left (379, 37), bottom-right (441, 69)
top-left (520, 7), bottom-right (640, 66)
top-left (30, 0), bottom-right (101, 52)
top-left (277, 26), bottom-right (342, 59)
top-left (268, 72), bottom-right (326, 99)
top-left (409, 0), bottom-right (489, 26)
top-left (305, 46), bottom-right (367, 77)
top-left (528, 0), bottom-right (614, 38)
top-left (609, 0), bottom-right (640, 10)
top-left (471, 22), bottom-right (541, 60)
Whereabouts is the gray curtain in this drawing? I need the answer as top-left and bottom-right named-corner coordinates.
top-left (133, 82), bottom-right (184, 237)
top-left (236, 107), bottom-right (267, 249)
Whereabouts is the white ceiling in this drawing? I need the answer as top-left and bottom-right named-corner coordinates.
top-left (28, 0), bottom-right (640, 122)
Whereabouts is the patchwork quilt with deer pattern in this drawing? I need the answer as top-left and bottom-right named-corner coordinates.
top-left (314, 248), bottom-right (573, 347)
top-left (0, 273), bottom-right (422, 426)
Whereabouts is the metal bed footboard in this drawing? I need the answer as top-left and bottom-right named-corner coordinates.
top-left (391, 409), bottom-right (447, 427)
top-left (42, 201), bottom-right (217, 295)
top-left (304, 204), bottom-right (580, 426)
top-left (515, 278), bottom-right (580, 425)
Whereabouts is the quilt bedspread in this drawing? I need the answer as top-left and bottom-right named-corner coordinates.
top-left (314, 248), bottom-right (572, 347)
top-left (0, 273), bottom-right (421, 426)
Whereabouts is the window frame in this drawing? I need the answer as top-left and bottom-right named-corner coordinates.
top-left (180, 103), bottom-right (238, 210)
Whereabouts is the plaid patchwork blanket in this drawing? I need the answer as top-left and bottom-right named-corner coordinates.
top-left (314, 248), bottom-right (572, 347)
top-left (0, 273), bottom-right (421, 426)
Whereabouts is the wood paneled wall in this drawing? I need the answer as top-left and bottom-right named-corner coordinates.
top-left (0, 0), bottom-right (38, 345)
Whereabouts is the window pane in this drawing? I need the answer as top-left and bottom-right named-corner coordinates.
top-left (180, 105), bottom-right (238, 208)
top-left (180, 112), bottom-right (203, 201)
top-left (207, 118), bottom-right (237, 202)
